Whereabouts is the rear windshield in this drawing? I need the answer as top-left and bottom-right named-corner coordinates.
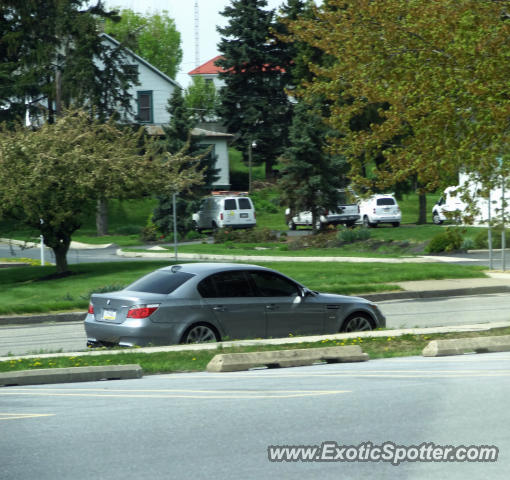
top-left (125, 271), bottom-right (194, 294)
top-left (238, 198), bottom-right (252, 210)
top-left (376, 198), bottom-right (395, 206)
top-left (224, 199), bottom-right (237, 210)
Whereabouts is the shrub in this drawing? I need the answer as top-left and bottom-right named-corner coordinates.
top-left (213, 227), bottom-right (279, 244)
top-left (337, 227), bottom-right (371, 244)
top-left (287, 231), bottom-right (339, 250)
top-left (473, 228), bottom-right (510, 249)
top-left (461, 238), bottom-right (475, 251)
top-left (140, 215), bottom-right (159, 242)
top-left (425, 227), bottom-right (464, 253)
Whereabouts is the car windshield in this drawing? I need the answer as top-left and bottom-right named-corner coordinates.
top-left (376, 198), bottom-right (395, 206)
top-left (125, 271), bottom-right (194, 294)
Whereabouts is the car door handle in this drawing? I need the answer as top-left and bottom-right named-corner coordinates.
top-left (265, 304), bottom-right (278, 310)
top-left (212, 306), bottom-right (226, 312)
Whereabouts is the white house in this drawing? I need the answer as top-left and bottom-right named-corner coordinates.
top-left (100, 35), bottom-right (232, 189)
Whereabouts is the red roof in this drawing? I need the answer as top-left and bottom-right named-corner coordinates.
top-left (188, 55), bottom-right (285, 76)
top-left (188, 56), bottom-right (225, 75)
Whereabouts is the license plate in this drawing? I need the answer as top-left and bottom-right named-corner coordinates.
top-left (240, 213), bottom-right (248, 218)
top-left (102, 309), bottom-right (117, 321)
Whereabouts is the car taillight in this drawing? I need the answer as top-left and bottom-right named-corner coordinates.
top-left (373, 208), bottom-right (376, 214)
top-left (357, 205), bottom-right (360, 213)
top-left (127, 304), bottom-right (160, 319)
top-left (220, 213), bottom-right (224, 220)
top-left (324, 209), bottom-right (329, 215)
top-left (88, 303), bottom-right (94, 314)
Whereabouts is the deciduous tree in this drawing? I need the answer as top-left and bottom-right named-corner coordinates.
top-left (285, 0), bottom-right (510, 208)
top-left (104, 8), bottom-right (182, 79)
top-left (0, 110), bottom-right (203, 273)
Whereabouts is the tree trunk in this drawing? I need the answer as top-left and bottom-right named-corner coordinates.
top-left (52, 240), bottom-right (70, 274)
top-left (96, 197), bottom-right (109, 236)
top-left (417, 192), bottom-right (427, 224)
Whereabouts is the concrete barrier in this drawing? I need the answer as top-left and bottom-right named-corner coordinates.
top-left (206, 345), bottom-right (369, 372)
top-left (0, 364), bottom-right (143, 387)
top-left (422, 335), bottom-right (510, 357)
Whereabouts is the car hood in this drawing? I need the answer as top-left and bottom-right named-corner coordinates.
top-left (315, 292), bottom-right (372, 304)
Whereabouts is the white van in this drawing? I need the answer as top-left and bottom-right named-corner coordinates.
top-left (192, 192), bottom-right (256, 232)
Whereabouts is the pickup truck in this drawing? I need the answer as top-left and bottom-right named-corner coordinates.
top-left (286, 190), bottom-right (360, 230)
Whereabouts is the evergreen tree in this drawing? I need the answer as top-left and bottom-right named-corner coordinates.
top-left (278, 100), bottom-right (349, 232)
top-left (152, 88), bottom-right (220, 236)
top-left (216, 0), bottom-right (292, 178)
top-left (0, 1), bottom-right (135, 125)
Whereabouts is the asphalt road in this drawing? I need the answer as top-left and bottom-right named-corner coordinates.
top-left (1, 353), bottom-right (508, 480)
top-left (1, 294), bottom-right (509, 357)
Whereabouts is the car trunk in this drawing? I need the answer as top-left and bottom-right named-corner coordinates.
top-left (91, 292), bottom-right (165, 324)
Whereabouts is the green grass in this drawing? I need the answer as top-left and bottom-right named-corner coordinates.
top-left (3, 326), bottom-right (509, 373)
top-left (0, 261), bottom-right (175, 315)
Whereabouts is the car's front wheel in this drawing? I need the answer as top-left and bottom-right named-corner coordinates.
top-left (288, 220), bottom-right (296, 231)
top-left (432, 211), bottom-right (443, 225)
top-left (182, 323), bottom-right (220, 344)
top-left (341, 313), bottom-right (374, 332)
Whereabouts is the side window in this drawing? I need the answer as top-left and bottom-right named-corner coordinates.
top-left (238, 198), bottom-right (252, 210)
top-left (198, 271), bottom-right (254, 298)
top-left (224, 199), bottom-right (237, 210)
top-left (248, 271), bottom-right (300, 297)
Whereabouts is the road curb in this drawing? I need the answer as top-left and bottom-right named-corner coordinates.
top-left (363, 285), bottom-right (510, 302)
top-left (0, 364), bottom-right (143, 387)
top-left (206, 345), bottom-right (369, 372)
top-left (422, 335), bottom-right (510, 357)
top-left (0, 312), bottom-right (86, 326)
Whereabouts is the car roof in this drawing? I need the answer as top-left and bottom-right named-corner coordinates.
top-left (159, 263), bottom-right (269, 275)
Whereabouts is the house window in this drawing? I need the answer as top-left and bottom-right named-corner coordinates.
top-left (137, 91), bottom-right (153, 123)
top-left (124, 64), bottom-right (138, 83)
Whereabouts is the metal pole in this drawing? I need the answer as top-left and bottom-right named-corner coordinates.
top-left (40, 235), bottom-right (45, 266)
top-left (488, 191), bottom-right (493, 270)
top-left (172, 193), bottom-right (178, 260)
top-left (502, 177), bottom-right (506, 271)
top-left (248, 140), bottom-right (252, 194)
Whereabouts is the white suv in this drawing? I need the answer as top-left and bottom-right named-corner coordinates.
top-left (358, 194), bottom-right (401, 228)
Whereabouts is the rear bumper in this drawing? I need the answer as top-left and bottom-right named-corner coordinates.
top-left (84, 314), bottom-right (183, 347)
top-left (323, 215), bottom-right (360, 225)
top-left (220, 223), bottom-right (256, 229)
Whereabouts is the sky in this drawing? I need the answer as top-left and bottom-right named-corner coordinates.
top-left (100, 0), bottom-right (298, 87)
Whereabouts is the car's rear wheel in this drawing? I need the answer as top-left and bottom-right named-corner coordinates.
top-left (288, 220), bottom-right (296, 230)
top-left (392, 222), bottom-right (400, 228)
top-left (182, 324), bottom-right (220, 344)
top-left (363, 216), bottom-right (376, 228)
top-left (341, 313), bottom-right (374, 332)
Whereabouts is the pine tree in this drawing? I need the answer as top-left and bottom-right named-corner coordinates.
top-left (216, 0), bottom-right (292, 178)
top-left (279, 100), bottom-right (349, 232)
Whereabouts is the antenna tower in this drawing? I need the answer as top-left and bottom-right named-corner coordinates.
top-left (194, 1), bottom-right (200, 67)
